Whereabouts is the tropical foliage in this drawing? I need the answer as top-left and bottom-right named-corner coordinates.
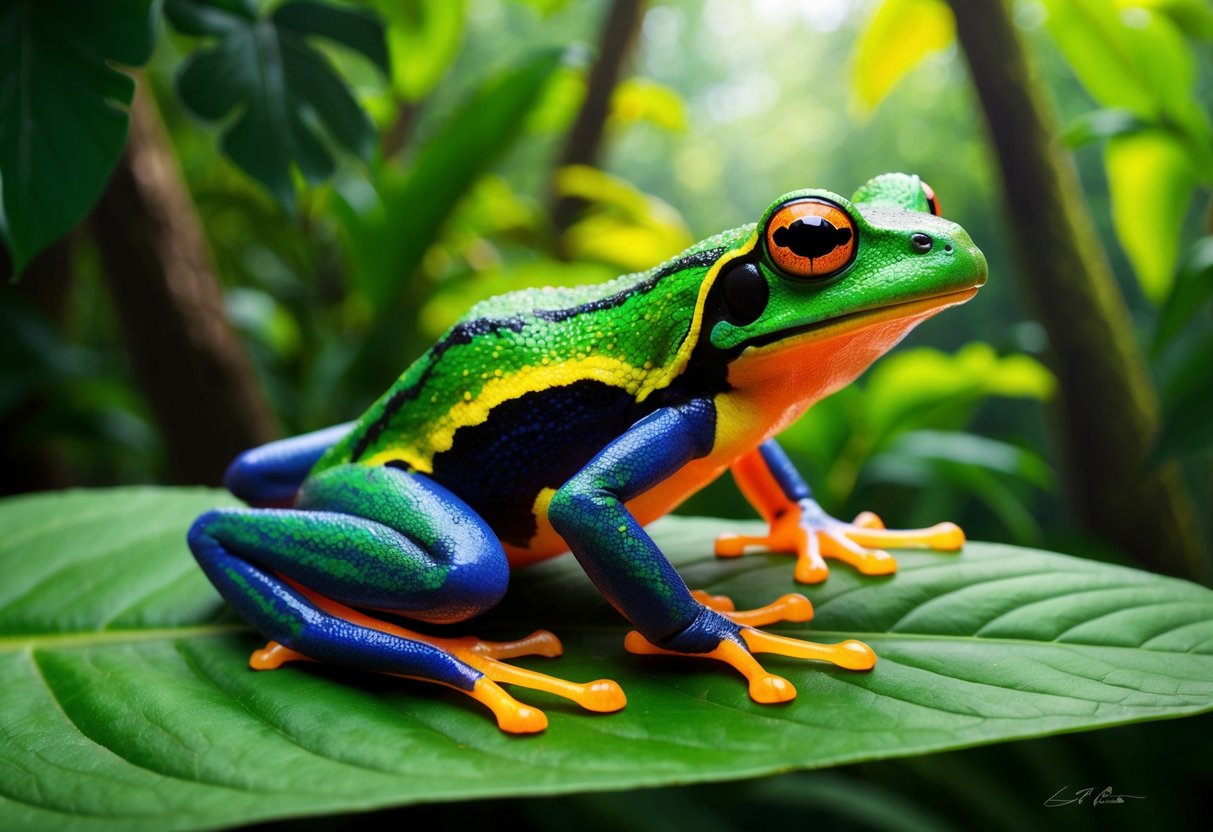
top-left (1, 0), bottom-right (1209, 828)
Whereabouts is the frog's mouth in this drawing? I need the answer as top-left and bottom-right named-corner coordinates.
top-left (742, 285), bottom-right (981, 352)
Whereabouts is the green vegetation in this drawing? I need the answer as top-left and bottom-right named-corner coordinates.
top-left (1, 0), bottom-right (1210, 829)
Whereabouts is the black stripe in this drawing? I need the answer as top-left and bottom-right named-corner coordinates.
top-left (532, 248), bottom-right (724, 323)
top-left (347, 250), bottom-right (723, 463)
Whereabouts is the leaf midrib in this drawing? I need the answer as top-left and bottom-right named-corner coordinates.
top-left (2, 622), bottom-right (1209, 656)
top-left (0, 623), bottom-right (249, 652)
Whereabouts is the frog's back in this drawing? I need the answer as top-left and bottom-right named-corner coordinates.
top-left (315, 232), bottom-right (748, 548)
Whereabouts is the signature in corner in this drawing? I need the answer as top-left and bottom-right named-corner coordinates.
top-left (1044, 786), bottom-right (1146, 807)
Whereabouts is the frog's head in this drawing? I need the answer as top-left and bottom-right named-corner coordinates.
top-left (699, 173), bottom-right (987, 410)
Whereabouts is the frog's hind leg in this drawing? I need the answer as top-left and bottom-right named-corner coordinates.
top-left (223, 422), bottom-right (356, 507)
top-left (716, 439), bottom-right (964, 583)
top-left (189, 463), bottom-right (622, 731)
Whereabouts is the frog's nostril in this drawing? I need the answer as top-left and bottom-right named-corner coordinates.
top-left (910, 233), bottom-right (933, 253)
top-left (944, 244), bottom-right (953, 253)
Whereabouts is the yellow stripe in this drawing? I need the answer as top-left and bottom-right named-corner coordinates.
top-left (363, 237), bottom-right (759, 473)
top-left (362, 355), bottom-right (646, 472)
top-left (641, 232), bottom-right (759, 397)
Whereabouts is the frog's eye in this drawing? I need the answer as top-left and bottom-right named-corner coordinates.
top-left (921, 181), bottom-right (942, 216)
top-left (764, 198), bottom-right (857, 280)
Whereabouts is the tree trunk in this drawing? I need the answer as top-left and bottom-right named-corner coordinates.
top-left (947, 0), bottom-right (1204, 579)
top-left (91, 82), bottom-right (277, 485)
top-left (550, 0), bottom-right (647, 232)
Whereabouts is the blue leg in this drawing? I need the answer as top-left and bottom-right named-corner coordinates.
top-left (549, 404), bottom-right (877, 703)
top-left (191, 465), bottom-right (505, 678)
top-left (190, 463), bottom-right (623, 732)
top-left (224, 422), bottom-right (356, 506)
top-left (549, 399), bottom-right (740, 653)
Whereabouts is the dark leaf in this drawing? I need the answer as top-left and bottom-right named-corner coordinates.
top-left (0, 0), bottom-right (157, 274)
top-left (165, 0), bottom-right (387, 210)
top-left (1153, 235), bottom-right (1213, 355)
top-left (339, 47), bottom-right (568, 310)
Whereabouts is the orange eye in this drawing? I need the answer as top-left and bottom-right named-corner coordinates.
top-left (764, 198), bottom-right (857, 280)
top-left (922, 181), bottom-right (942, 216)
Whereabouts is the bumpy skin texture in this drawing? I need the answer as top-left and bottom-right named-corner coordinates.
top-left (189, 173), bottom-right (987, 730)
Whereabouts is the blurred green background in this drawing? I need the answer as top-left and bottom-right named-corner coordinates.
top-left (1, 0), bottom-right (1210, 829)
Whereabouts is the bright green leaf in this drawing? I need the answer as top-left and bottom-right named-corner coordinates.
top-left (864, 343), bottom-right (1055, 446)
top-left (0, 0), bottom-right (157, 274)
top-left (371, 0), bottom-right (465, 103)
top-left (165, 0), bottom-right (388, 211)
top-left (511, 0), bottom-right (574, 16)
top-left (556, 165), bottom-right (693, 270)
top-left (610, 78), bottom-right (687, 132)
top-left (337, 48), bottom-right (567, 311)
top-left (1043, 0), bottom-right (1187, 116)
top-left (1106, 130), bottom-right (1195, 304)
top-left (2, 488), bottom-right (1212, 830)
top-left (1119, 0), bottom-right (1213, 38)
top-left (850, 0), bottom-right (955, 116)
top-left (524, 65), bottom-right (588, 133)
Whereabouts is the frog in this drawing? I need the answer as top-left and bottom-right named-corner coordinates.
top-left (189, 172), bottom-right (987, 733)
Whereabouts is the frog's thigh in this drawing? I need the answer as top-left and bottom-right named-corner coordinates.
top-left (187, 466), bottom-right (508, 690)
top-left (224, 422), bottom-right (356, 507)
top-left (199, 464), bottom-right (507, 624)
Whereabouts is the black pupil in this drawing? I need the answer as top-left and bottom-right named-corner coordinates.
top-left (772, 216), bottom-right (852, 260)
top-left (911, 233), bottom-right (932, 252)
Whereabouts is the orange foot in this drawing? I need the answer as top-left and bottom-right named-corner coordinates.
top-left (625, 597), bottom-right (875, 704)
top-left (716, 500), bottom-right (964, 584)
top-left (252, 583), bottom-right (625, 735)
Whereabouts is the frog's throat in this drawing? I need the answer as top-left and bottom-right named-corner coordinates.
top-left (741, 286), bottom-right (980, 354)
top-left (721, 287), bottom-right (978, 440)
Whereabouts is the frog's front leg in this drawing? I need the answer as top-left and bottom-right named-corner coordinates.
top-left (189, 464), bottom-right (623, 733)
top-left (715, 439), bottom-right (965, 583)
top-left (548, 401), bottom-right (875, 704)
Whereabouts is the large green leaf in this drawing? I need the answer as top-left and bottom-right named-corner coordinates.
top-left (164, 0), bottom-right (389, 212)
top-left (2, 487), bottom-right (1211, 830)
top-left (0, 0), bottom-right (157, 274)
top-left (1106, 130), bottom-right (1196, 304)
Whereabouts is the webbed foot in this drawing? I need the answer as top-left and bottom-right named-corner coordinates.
top-left (276, 582), bottom-right (625, 734)
top-left (624, 622), bottom-right (875, 704)
top-left (715, 499), bottom-right (963, 583)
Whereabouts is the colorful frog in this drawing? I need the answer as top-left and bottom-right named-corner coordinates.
top-left (189, 173), bottom-right (986, 732)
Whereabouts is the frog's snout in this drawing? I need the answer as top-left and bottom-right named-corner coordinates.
top-left (933, 226), bottom-right (987, 290)
top-left (969, 245), bottom-right (989, 287)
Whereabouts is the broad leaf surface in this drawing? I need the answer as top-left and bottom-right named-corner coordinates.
top-left (164, 0), bottom-right (388, 211)
top-left (0, 0), bottom-right (157, 273)
top-left (2, 488), bottom-right (1211, 831)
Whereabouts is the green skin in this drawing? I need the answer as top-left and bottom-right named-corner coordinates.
top-left (190, 172), bottom-right (988, 722)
